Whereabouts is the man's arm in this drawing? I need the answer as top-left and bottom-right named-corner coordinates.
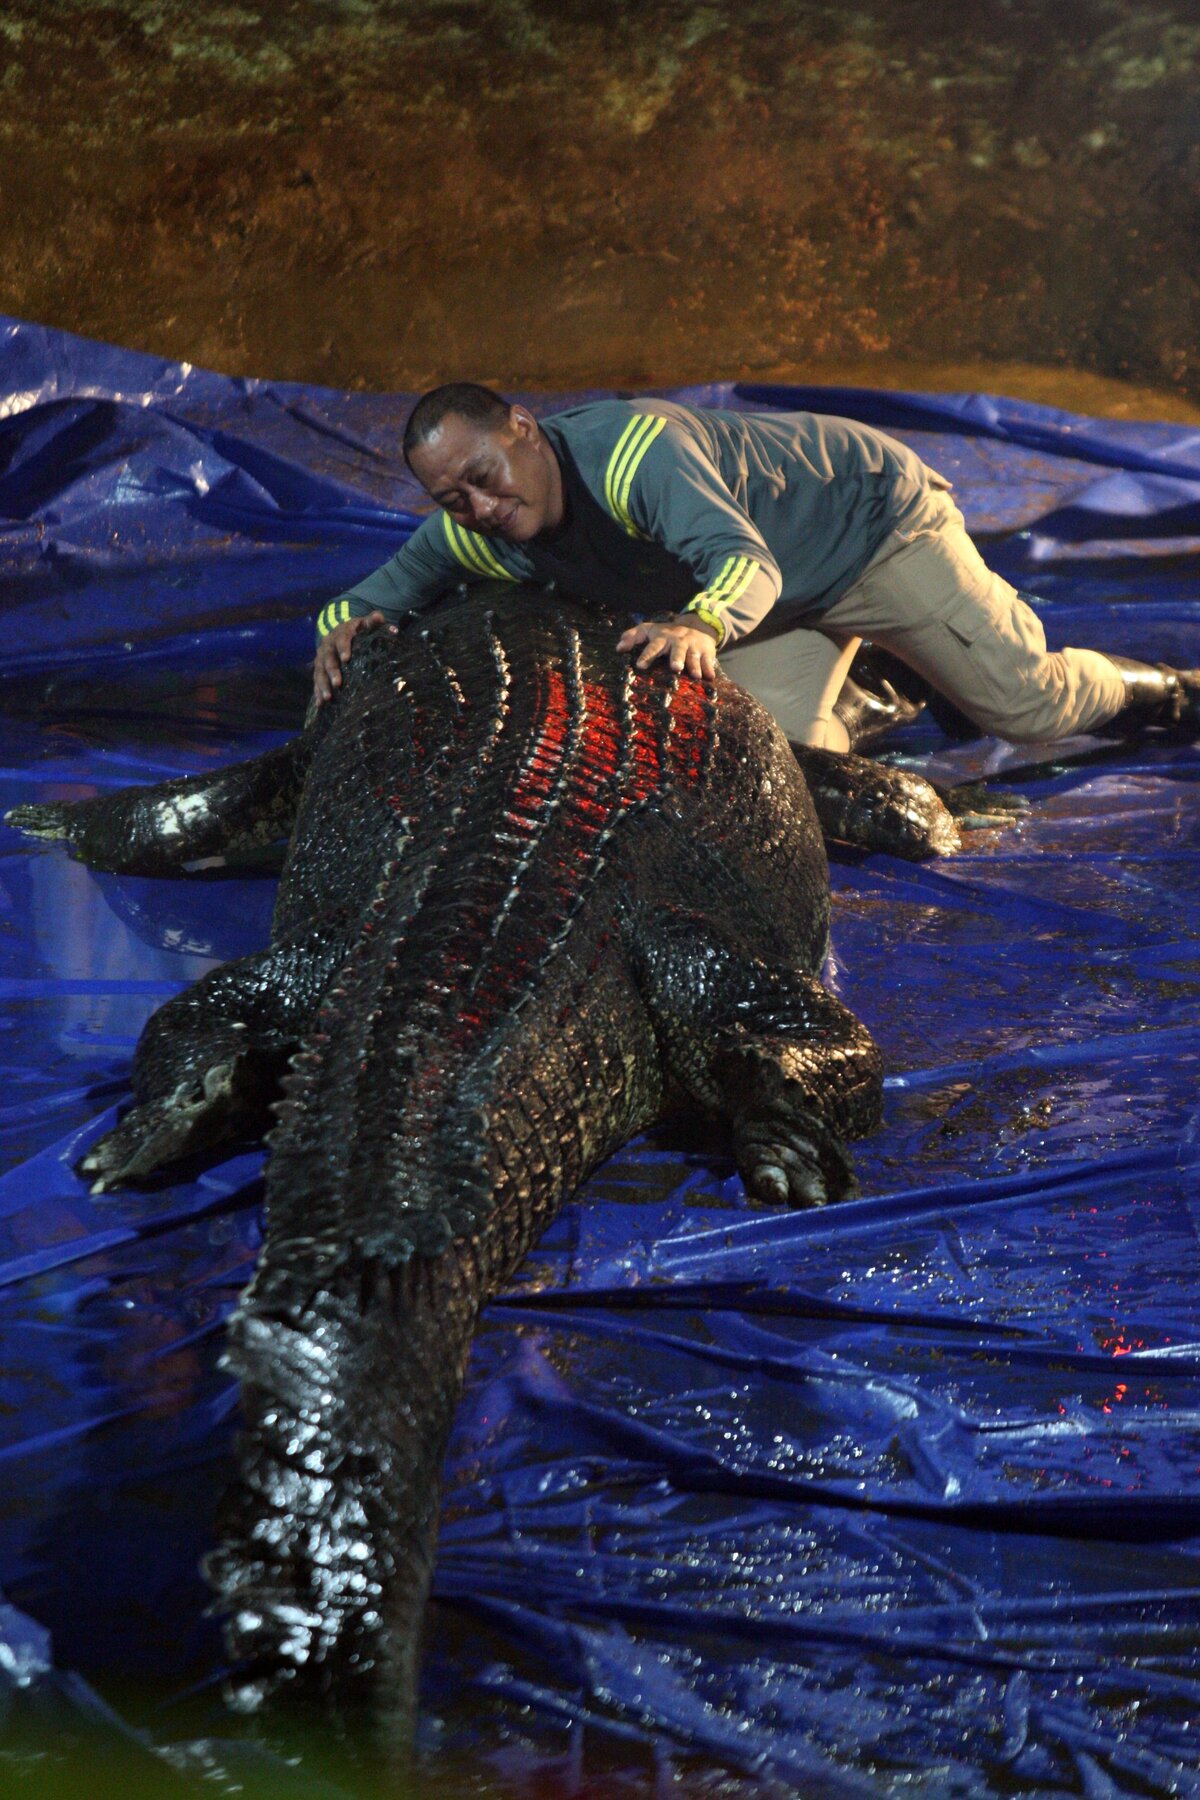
top-left (612, 412), bottom-right (785, 671)
top-left (312, 512), bottom-right (520, 704)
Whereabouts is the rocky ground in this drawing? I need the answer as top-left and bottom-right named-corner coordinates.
top-left (1, 0), bottom-right (1198, 415)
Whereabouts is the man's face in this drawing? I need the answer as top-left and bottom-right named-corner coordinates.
top-left (408, 405), bottom-right (563, 542)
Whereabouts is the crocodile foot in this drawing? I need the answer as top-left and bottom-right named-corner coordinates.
top-left (5, 801), bottom-right (76, 841)
top-left (734, 1105), bottom-right (859, 1209)
top-left (79, 1061), bottom-right (249, 1192)
top-left (937, 782), bottom-right (1030, 832)
top-left (5, 793), bottom-right (151, 872)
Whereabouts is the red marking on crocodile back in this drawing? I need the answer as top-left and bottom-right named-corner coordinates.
top-left (323, 654), bottom-right (723, 1157)
top-left (390, 661), bottom-right (582, 1071)
top-left (623, 679), bottom-right (666, 805)
top-left (620, 671), bottom-right (716, 802)
top-left (577, 675), bottom-right (624, 812)
top-left (505, 665), bottom-right (571, 830)
top-left (665, 674), bottom-right (715, 788)
top-left (270, 633), bottom-right (730, 1237)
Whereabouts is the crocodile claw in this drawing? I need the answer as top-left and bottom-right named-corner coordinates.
top-left (78, 1063), bottom-right (242, 1191)
top-left (5, 801), bottom-right (76, 841)
top-left (734, 1106), bottom-right (859, 1209)
top-left (5, 795), bottom-right (131, 870)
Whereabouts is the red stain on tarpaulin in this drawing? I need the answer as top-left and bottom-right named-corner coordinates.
top-left (1097, 1330), bottom-right (1147, 1357)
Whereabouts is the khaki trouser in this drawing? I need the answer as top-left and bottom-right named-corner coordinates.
top-left (721, 488), bottom-right (1126, 748)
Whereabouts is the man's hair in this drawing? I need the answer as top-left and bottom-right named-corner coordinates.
top-left (402, 383), bottom-right (511, 465)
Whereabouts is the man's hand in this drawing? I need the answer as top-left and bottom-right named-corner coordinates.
top-left (313, 610), bottom-right (396, 705)
top-left (617, 615), bottom-right (720, 682)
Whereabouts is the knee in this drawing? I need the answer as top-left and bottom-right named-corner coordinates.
top-left (789, 716), bottom-right (851, 752)
top-left (991, 705), bottom-right (1061, 745)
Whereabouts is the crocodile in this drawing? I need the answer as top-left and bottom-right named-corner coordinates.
top-left (8, 591), bottom-right (898, 1765)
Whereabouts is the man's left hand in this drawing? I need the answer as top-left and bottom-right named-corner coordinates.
top-left (618, 616), bottom-right (720, 682)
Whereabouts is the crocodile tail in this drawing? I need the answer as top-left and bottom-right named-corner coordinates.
top-left (205, 607), bottom-right (664, 1759)
top-left (206, 1241), bottom-right (484, 1765)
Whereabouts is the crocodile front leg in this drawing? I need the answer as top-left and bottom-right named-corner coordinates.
top-left (634, 910), bottom-right (883, 1206)
top-left (7, 731), bottom-right (318, 874)
top-left (791, 745), bottom-right (1028, 857)
top-left (790, 743), bottom-right (962, 860)
top-left (80, 910), bottom-right (356, 1190)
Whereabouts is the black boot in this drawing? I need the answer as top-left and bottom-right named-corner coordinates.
top-left (833, 673), bottom-right (924, 751)
top-left (1096, 656), bottom-right (1200, 738)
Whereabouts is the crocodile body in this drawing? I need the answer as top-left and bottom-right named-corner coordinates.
top-left (9, 592), bottom-right (885, 1762)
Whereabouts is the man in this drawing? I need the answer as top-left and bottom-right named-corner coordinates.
top-left (312, 383), bottom-right (1200, 746)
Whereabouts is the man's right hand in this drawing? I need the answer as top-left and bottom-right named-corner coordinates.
top-left (312, 610), bottom-right (396, 705)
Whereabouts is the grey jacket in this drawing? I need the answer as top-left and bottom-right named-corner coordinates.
top-left (316, 399), bottom-right (945, 648)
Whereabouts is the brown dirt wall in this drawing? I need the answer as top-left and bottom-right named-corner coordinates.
top-left (1, 0), bottom-right (1198, 417)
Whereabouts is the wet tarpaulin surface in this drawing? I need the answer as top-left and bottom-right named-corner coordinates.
top-left (1, 316), bottom-right (1199, 1798)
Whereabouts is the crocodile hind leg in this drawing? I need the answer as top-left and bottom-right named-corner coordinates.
top-left (6, 729), bottom-right (319, 874)
top-left (80, 911), bottom-right (355, 1190)
top-left (634, 911), bottom-right (883, 1206)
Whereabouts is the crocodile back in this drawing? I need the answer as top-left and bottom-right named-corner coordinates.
top-left (266, 591), bottom-right (828, 1273)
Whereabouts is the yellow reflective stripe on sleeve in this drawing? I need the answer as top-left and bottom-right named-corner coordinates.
top-left (682, 556), bottom-right (762, 644)
top-left (442, 512), bottom-right (517, 580)
top-left (469, 532), bottom-right (516, 581)
top-left (722, 558), bottom-right (760, 605)
top-left (616, 416), bottom-right (665, 529)
top-left (698, 554), bottom-right (761, 612)
top-left (604, 416), bottom-right (645, 520)
top-left (706, 554), bottom-right (749, 605)
top-left (317, 598), bottom-right (358, 636)
top-left (604, 412), bottom-right (667, 535)
top-left (442, 511), bottom-right (488, 575)
top-left (682, 602), bottom-right (727, 647)
top-left (451, 518), bottom-right (506, 578)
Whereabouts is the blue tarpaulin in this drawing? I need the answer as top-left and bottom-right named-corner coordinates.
top-left (1, 315), bottom-right (1199, 1798)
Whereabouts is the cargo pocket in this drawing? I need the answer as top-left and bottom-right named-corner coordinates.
top-left (867, 532), bottom-right (972, 617)
top-left (940, 592), bottom-right (987, 648)
top-left (932, 584), bottom-right (1048, 731)
top-left (876, 569), bottom-right (1023, 734)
